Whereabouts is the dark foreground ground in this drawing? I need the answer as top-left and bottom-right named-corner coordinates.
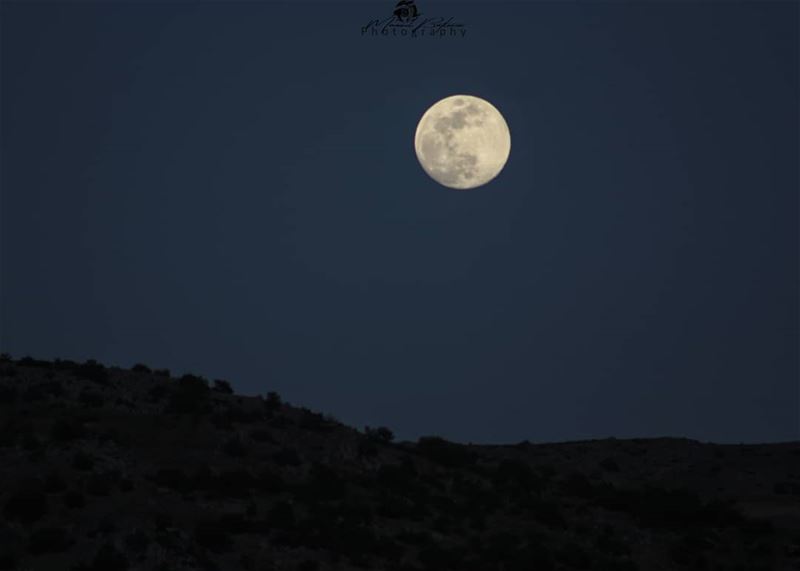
top-left (0, 356), bottom-right (798, 571)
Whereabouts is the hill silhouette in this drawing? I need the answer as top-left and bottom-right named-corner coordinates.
top-left (0, 355), bottom-right (798, 570)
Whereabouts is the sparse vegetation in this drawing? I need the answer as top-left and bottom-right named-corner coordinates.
top-left (213, 379), bottom-right (234, 394)
top-left (0, 356), bottom-right (793, 571)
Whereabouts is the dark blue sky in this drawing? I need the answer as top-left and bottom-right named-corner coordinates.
top-left (2, 1), bottom-right (797, 444)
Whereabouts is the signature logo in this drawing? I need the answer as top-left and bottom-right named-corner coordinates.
top-left (393, 0), bottom-right (420, 22)
top-left (361, 0), bottom-right (467, 38)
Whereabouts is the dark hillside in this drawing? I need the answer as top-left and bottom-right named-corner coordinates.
top-left (0, 355), bottom-right (798, 571)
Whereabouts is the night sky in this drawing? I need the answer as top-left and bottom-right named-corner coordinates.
top-left (2, 1), bottom-right (797, 444)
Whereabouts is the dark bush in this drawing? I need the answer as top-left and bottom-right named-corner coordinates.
top-left (216, 469), bottom-right (255, 498)
top-left (365, 426), bottom-right (395, 443)
top-left (256, 468), bottom-right (284, 493)
top-left (147, 385), bottom-right (169, 403)
top-left (28, 526), bottom-right (71, 555)
top-left (194, 522), bottom-right (233, 553)
top-left (297, 560), bottom-right (319, 571)
top-left (51, 417), bottom-right (86, 442)
top-left (213, 379), bottom-right (234, 394)
top-left (560, 472), bottom-right (594, 497)
top-left (265, 391), bottom-right (282, 411)
top-left (494, 458), bottom-right (543, 492)
top-left (79, 390), bottom-right (105, 408)
top-left (249, 428), bottom-right (275, 443)
top-left (86, 473), bottom-right (114, 496)
top-left (72, 451), bottom-right (94, 471)
top-left (22, 432), bottom-right (41, 452)
top-left (599, 457), bottom-right (620, 472)
top-left (358, 440), bottom-right (378, 458)
top-left (82, 543), bottom-right (129, 571)
top-left (75, 360), bottom-right (109, 385)
top-left (153, 512), bottom-right (173, 531)
top-left (153, 368), bottom-right (170, 377)
top-left (19, 356), bottom-right (52, 368)
top-left (418, 542), bottom-right (463, 570)
top-left (594, 484), bottom-right (743, 529)
top-left (416, 436), bottom-right (475, 468)
top-left (152, 468), bottom-right (192, 493)
top-left (273, 447), bottom-right (301, 466)
top-left (21, 385), bottom-right (48, 403)
top-left (268, 500), bottom-right (295, 529)
top-left (222, 436), bottom-right (247, 457)
top-left (377, 461), bottom-right (417, 493)
top-left (39, 380), bottom-right (65, 397)
top-left (520, 496), bottom-right (566, 527)
top-left (124, 530), bottom-right (150, 554)
top-left (131, 363), bottom-right (151, 373)
top-left (44, 471), bottom-right (67, 494)
top-left (298, 463), bottom-right (347, 502)
top-left (0, 553), bottom-right (17, 571)
top-left (774, 481), bottom-right (800, 495)
top-left (63, 491), bottom-right (85, 509)
top-left (166, 374), bottom-right (210, 414)
top-left (0, 386), bottom-right (17, 405)
top-left (224, 406), bottom-right (263, 424)
top-left (3, 488), bottom-right (48, 524)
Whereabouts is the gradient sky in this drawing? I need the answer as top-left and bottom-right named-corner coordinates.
top-left (2, 1), bottom-right (797, 444)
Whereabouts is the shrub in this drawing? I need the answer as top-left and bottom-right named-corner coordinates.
top-left (124, 530), bottom-right (150, 554)
top-left (358, 440), bottom-right (378, 458)
top-left (63, 491), bottom-right (85, 509)
top-left (153, 368), bottom-right (170, 377)
top-left (51, 418), bottom-right (86, 442)
top-left (222, 436), bottom-right (247, 458)
top-left (213, 379), bottom-right (234, 394)
top-left (297, 560), bottom-right (319, 571)
top-left (216, 469), bottom-right (255, 497)
top-left (3, 488), bottom-right (48, 524)
top-left (44, 471), bottom-right (67, 494)
top-left (416, 436), bottom-right (475, 468)
top-left (194, 522), bottom-right (233, 553)
top-left (0, 386), bottom-right (17, 405)
top-left (265, 391), bottom-right (282, 411)
top-left (72, 451), bottom-right (95, 471)
top-left (28, 526), bottom-right (71, 555)
top-left (75, 360), bottom-right (109, 385)
top-left (268, 500), bottom-right (295, 529)
top-left (365, 426), bottom-right (395, 443)
top-left (298, 463), bottom-right (347, 502)
top-left (273, 447), bottom-right (301, 466)
top-left (147, 385), bottom-right (168, 403)
top-left (0, 553), bottom-right (17, 571)
top-left (131, 363), bottom-right (151, 373)
top-left (599, 457), bottom-right (620, 472)
top-left (79, 390), bottom-right (105, 408)
top-left (494, 459), bottom-right (542, 492)
top-left (81, 543), bottom-right (129, 571)
top-left (256, 468), bottom-right (284, 493)
top-left (19, 356), bottom-right (52, 368)
top-left (86, 473), bottom-right (114, 496)
top-left (152, 468), bottom-right (192, 493)
top-left (166, 374), bottom-right (210, 414)
top-left (377, 461), bottom-right (417, 492)
top-left (250, 428), bottom-right (275, 443)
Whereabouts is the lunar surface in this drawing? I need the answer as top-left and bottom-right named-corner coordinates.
top-left (414, 95), bottom-right (511, 190)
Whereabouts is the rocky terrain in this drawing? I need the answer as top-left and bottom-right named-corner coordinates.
top-left (0, 355), bottom-right (798, 571)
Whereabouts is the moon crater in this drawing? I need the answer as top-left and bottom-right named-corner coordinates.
top-left (414, 95), bottom-right (511, 190)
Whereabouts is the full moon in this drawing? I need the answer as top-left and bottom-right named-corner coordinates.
top-left (414, 94), bottom-right (511, 190)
